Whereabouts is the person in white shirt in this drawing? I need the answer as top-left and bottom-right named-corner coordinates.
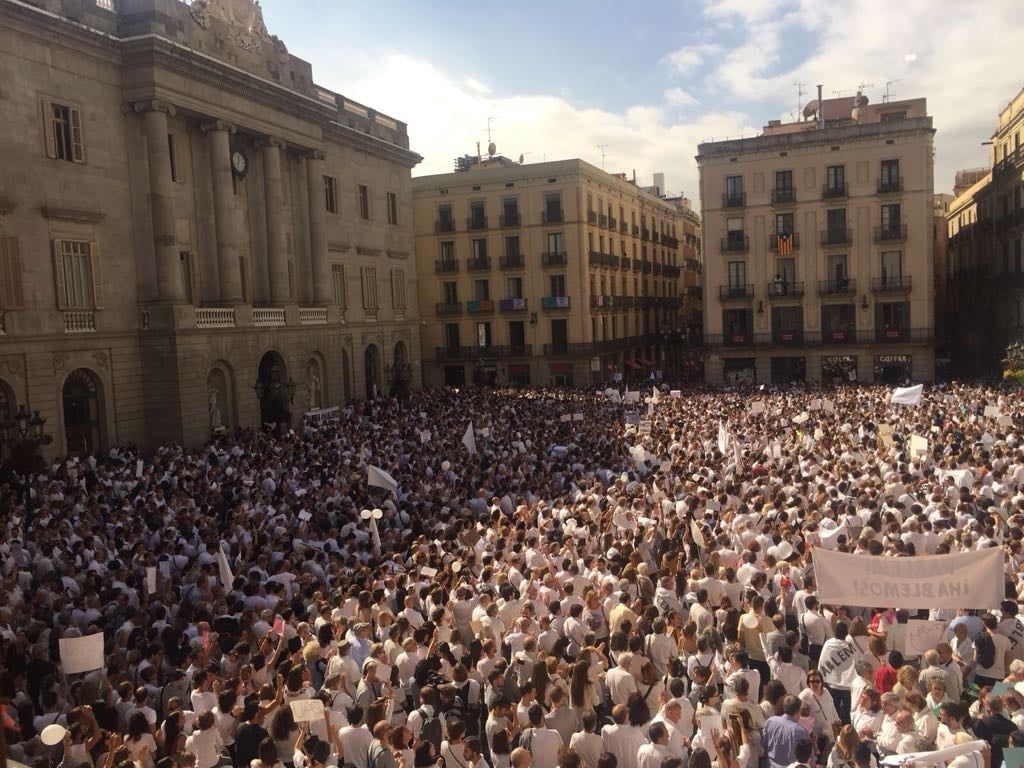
top-left (183, 711), bottom-right (223, 768)
top-left (650, 700), bottom-right (689, 759)
top-left (602, 704), bottom-right (650, 768)
top-left (607, 653), bottom-right (641, 707)
top-left (766, 646), bottom-right (807, 696)
top-left (645, 618), bottom-right (679, 677)
top-left (637, 722), bottom-right (673, 768)
top-left (569, 711), bottom-right (605, 768)
top-left (519, 704), bottom-right (563, 768)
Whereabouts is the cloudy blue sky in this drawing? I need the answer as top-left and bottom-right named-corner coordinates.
top-left (259, 0), bottom-right (1022, 199)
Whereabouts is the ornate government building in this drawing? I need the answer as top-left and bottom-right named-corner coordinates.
top-left (0, 0), bottom-right (422, 457)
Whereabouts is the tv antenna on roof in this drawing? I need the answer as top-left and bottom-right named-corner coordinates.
top-left (596, 144), bottom-right (609, 170)
top-left (857, 81), bottom-right (875, 94)
top-left (833, 88), bottom-right (851, 98)
top-left (883, 79), bottom-right (903, 103)
top-left (485, 117), bottom-right (497, 156)
top-left (793, 82), bottom-right (806, 117)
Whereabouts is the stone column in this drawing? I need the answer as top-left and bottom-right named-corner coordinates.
top-left (203, 121), bottom-right (243, 303)
top-left (260, 138), bottom-right (290, 304)
top-left (137, 100), bottom-right (185, 303)
top-left (306, 151), bottom-right (331, 304)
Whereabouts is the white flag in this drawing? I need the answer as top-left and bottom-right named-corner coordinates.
top-left (717, 422), bottom-right (729, 454)
top-left (216, 544), bottom-right (234, 588)
top-left (367, 465), bottom-right (399, 495)
top-left (891, 384), bottom-right (923, 406)
top-left (462, 422), bottom-right (477, 455)
top-left (652, 386), bottom-right (660, 403)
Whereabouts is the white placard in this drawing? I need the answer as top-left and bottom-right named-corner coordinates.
top-left (809, 399), bottom-right (822, 411)
top-left (892, 384), bottom-right (923, 406)
top-left (624, 391), bottom-right (640, 404)
top-left (638, 421), bottom-right (652, 436)
top-left (900, 619), bottom-right (948, 657)
top-left (146, 566), bottom-right (157, 594)
top-left (289, 698), bottom-right (325, 723)
top-left (298, 510), bottom-right (312, 521)
top-left (670, 390), bottom-right (681, 399)
top-left (59, 633), bottom-right (105, 674)
top-left (910, 434), bottom-right (929, 456)
top-left (792, 412), bottom-right (810, 425)
top-left (699, 713), bottom-right (723, 741)
top-left (690, 521), bottom-right (706, 549)
top-left (559, 414), bottom-right (571, 423)
top-left (998, 415), bottom-right (1013, 429)
top-left (572, 413), bottom-right (584, 422)
top-left (984, 405), bottom-right (1002, 418)
top-left (420, 430), bottom-right (431, 444)
top-left (749, 402), bottom-right (766, 415)
top-left (420, 566), bottom-right (438, 578)
top-left (878, 424), bottom-right (894, 448)
top-left (823, 399), bottom-right (835, 414)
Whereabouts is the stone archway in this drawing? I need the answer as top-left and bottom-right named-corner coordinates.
top-left (256, 351), bottom-right (291, 427)
top-left (364, 344), bottom-right (379, 399)
top-left (390, 340), bottom-right (410, 396)
top-left (62, 368), bottom-right (105, 456)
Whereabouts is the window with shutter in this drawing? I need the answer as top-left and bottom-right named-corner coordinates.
top-left (89, 241), bottom-right (102, 308)
top-left (42, 100), bottom-right (86, 163)
top-left (391, 268), bottom-right (406, 309)
top-left (362, 266), bottom-right (378, 309)
top-left (331, 264), bottom-right (347, 307)
top-left (42, 100), bottom-right (57, 159)
top-left (0, 237), bottom-right (25, 310)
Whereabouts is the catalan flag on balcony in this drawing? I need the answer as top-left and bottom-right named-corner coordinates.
top-left (778, 233), bottom-right (793, 256)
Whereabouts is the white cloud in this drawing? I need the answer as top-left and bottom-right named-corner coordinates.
top-left (663, 43), bottom-right (722, 75)
top-left (463, 76), bottom-right (490, 95)
top-left (319, 53), bottom-right (754, 198)
top-left (665, 88), bottom-right (699, 108)
top-left (904, 53), bottom-right (917, 64)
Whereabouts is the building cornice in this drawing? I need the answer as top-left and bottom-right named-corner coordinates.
top-left (323, 121), bottom-right (422, 169)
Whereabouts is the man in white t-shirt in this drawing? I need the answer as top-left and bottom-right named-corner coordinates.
top-left (520, 704), bottom-right (563, 768)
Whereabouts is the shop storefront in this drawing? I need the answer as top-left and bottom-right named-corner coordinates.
top-left (723, 357), bottom-right (756, 386)
top-left (874, 354), bottom-right (911, 384)
top-left (822, 355), bottom-right (858, 386)
top-left (770, 356), bottom-right (806, 385)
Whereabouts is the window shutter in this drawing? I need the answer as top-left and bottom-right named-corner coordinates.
top-left (239, 256), bottom-right (249, 303)
top-left (188, 252), bottom-right (200, 306)
top-left (90, 241), bottom-right (103, 308)
top-left (52, 240), bottom-right (68, 309)
top-left (41, 100), bottom-right (57, 158)
top-left (70, 108), bottom-right (85, 164)
top-left (0, 237), bottom-right (24, 310)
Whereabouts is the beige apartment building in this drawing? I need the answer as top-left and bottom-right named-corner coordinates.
top-left (412, 158), bottom-right (696, 388)
top-left (944, 86), bottom-right (1024, 377)
top-left (697, 94), bottom-right (936, 385)
top-left (0, 0), bottom-right (421, 458)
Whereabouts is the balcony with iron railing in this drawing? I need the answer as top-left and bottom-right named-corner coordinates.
top-left (876, 326), bottom-right (910, 342)
top-left (871, 275), bottom-right (913, 293)
top-left (721, 235), bottom-right (750, 253)
top-left (435, 219), bottom-right (456, 233)
top-left (467, 215), bottom-right (488, 230)
top-left (435, 302), bottom-right (463, 315)
top-left (769, 233), bottom-right (800, 252)
top-left (821, 228), bottom-right (852, 246)
top-left (620, 221), bottom-right (628, 234)
top-left (499, 211), bottom-right (520, 227)
top-left (773, 328), bottom-right (804, 344)
top-left (541, 251), bottom-right (567, 267)
top-left (719, 284), bottom-right (754, 300)
top-left (587, 210), bottom-right (597, 225)
top-left (818, 327), bottom-right (855, 344)
top-left (500, 253), bottom-right (524, 270)
top-left (766, 281), bottom-right (804, 299)
top-left (435, 259), bottom-right (459, 274)
top-left (609, 216), bottom-right (617, 230)
top-left (722, 192), bottom-right (746, 208)
top-left (632, 258), bottom-right (643, 271)
top-left (541, 295), bottom-right (571, 310)
top-left (641, 228), bottom-right (650, 241)
top-left (466, 299), bottom-right (495, 314)
top-left (542, 209), bottom-right (564, 224)
top-left (818, 277), bottom-right (857, 296)
top-left (599, 213), bottom-right (608, 228)
top-left (874, 225), bottom-right (907, 243)
top-left (771, 187), bottom-right (796, 205)
top-left (499, 298), bottom-right (528, 312)
top-left (822, 182), bottom-right (848, 199)
top-left (632, 224), bottom-right (640, 236)
top-left (877, 177), bottom-right (904, 194)
top-left (467, 256), bottom-right (491, 271)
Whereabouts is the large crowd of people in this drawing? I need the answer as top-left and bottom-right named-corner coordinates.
top-left (0, 382), bottom-right (1021, 768)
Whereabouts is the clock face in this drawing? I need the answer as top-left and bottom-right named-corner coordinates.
top-left (231, 150), bottom-right (248, 176)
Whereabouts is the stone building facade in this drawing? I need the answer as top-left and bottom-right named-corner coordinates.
top-left (0, 0), bottom-right (422, 458)
top-left (412, 158), bottom-right (694, 388)
top-left (697, 94), bottom-right (935, 385)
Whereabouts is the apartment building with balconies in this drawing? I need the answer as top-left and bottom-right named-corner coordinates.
top-left (697, 93), bottom-right (935, 385)
top-left (413, 158), bottom-right (693, 387)
top-left (944, 86), bottom-right (1024, 377)
top-left (0, 0), bottom-right (422, 457)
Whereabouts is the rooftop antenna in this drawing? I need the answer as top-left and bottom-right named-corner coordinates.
top-left (596, 144), bottom-right (608, 171)
top-left (833, 88), bottom-right (851, 98)
top-left (883, 78), bottom-right (903, 103)
top-left (485, 117), bottom-right (497, 157)
top-left (793, 82), bottom-right (806, 118)
top-left (857, 81), bottom-right (875, 95)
